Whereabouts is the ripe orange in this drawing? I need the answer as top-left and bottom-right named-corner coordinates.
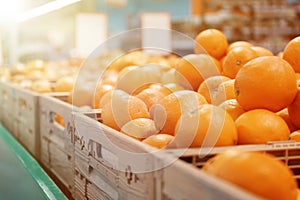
top-left (213, 79), bottom-right (236, 105)
top-left (222, 46), bottom-right (258, 79)
top-left (197, 75), bottom-right (231, 103)
top-left (93, 84), bottom-right (114, 109)
top-left (54, 76), bottom-right (75, 92)
top-left (142, 134), bottom-right (176, 149)
top-left (219, 99), bottom-right (245, 121)
top-left (288, 88), bottom-right (300, 128)
top-left (296, 73), bottom-right (300, 82)
top-left (227, 41), bottom-right (252, 53)
top-left (250, 46), bottom-right (274, 57)
top-left (235, 109), bottom-right (290, 144)
top-left (98, 89), bottom-right (114, 108)
top-left (30, 80), bottom-right (52, 93)
top-left (135, 84), bottom-right (172, 109)
top-left (120, 118), bottom-right (158, 140)
top-left (277, 51), bottom-right (283, 58)
top-left (101, 90), bottom-right (150, 131)
top-left (194, 29), bottom-right (228, 60)
top-left (277, 108), bottom-right (298, 132)
top-left (101, 69), bottom-right (119, 86)
top-left (235, 56), bottom-right (298, 112)
top-left (283, 36), bottom-right (300, 73)
top-left (203, 149), bottom-right (298, 200)
top-left (175, 54), bottom-right (220, 91)
top-left (174, 104), bottom-right (237, 148)
top-left (290, 130), bottom-right (300, 142)
top-left (150, 90), bottom-right (208, 135)
top-left (55, 114), bottom-right (65, 127)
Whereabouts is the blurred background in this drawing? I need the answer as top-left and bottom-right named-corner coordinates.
top-left (1, 0), bottom-right (300, 65)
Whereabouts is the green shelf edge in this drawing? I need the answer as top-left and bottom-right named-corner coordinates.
top-left (0, 124), bottom-right (67, 200)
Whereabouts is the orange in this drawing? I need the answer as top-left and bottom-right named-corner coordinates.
top-left (98, 89), bottom-right (114, 108)
top-left (213, 79), bottom-right (236, 105)
top-left (107, 50), bottom-right (149, 71)
top-left (54, 76), bottom-right (75, 92)
top-left (116, 64), bottom-right (162, 94)
top-left (250, 46), bottom-right (274, 57)
top-left (150, 90), bottom-right (207, 135)
top-left (235, 109), bottom-right (290, 144)
top-left (203, 149), bottom-right (298, 200)
top-left (283, 36), bottom-right (300, 73)
top-left (30, 80), bottom-right (52, 93)
top-left (219, 99), bottom-right (245, 121)
top-left (175, 54), bottom-right (220, 91)
top-left (101, 69), bottom-right (119, 86)
top-left (222, 46), bottom-right (258, 79)
top-left (55, 114), bottom-right (65, 127)
top-left (235, 56), bottom-right (298, 112)
top-left (174, 104), bottom-right (237, 148)
top-left (93, 84), bottom-right (114, 109)
top-left (197, 75), bottom-right (231, 103)
top-left (194, 29), bottom-right (228, 60)
top-left (135, 87), bottom-right (172, 110)
top-left (288, 88), bottom-right (300, 128)
top-left (296, 73), bottom-right (300, 82)
top-left (227, 40), bottom-right (252, 53)
top-left (120, 118), bottom-right (158, 140)
top-left (277, 51), bottom-right (283, 58)
top-left (101, 90), bottom-right (150, 131)
top-left (277, 108), bottom-right (298, 133)
top-left (142, 134), bottom-right (176, 149)
top-left (290, 130), bottom-right (300, 142)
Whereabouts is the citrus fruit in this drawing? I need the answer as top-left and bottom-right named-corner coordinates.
top-left (288, 88), bottom-right (300, 128)
top-left (250, 46), bottom-right (273, 57)
top-left (142, 134), bottom-right (176, 149)
top-left (219, 99), bottom-right (245, 121)
top-left (93, 84), bottom-right (115, 109)
top-left (227, 41), bottom-right (252, 53)
top-left (203, 149), bottom-right (298, 200)
top-left (120, 118), bottom-right (158, 140)
top-left (283, 36), bottom-right (300, 73)
top-left (277, 108), bottom-right (298, 132)
top-left (175, 54), bottom-right (220, 91)
top-left (222, 46), bottom-right (258, 79)
top-left (194, 29), bottom-right (228, 60)
top-left (213, 79), bottom-right (236, 105)
top-left (235, 109), bottom-right (290, 144)
top-left (290, 130), bottom-right (300, 142)
top-left (101, 90), bottom-right (150, 131)
top-left (150, 90), bottom-right (207, 135)
top-left (197, 75), bottom-right (231, 103)
top-left (174, 104), bottom-right (237, 148)
top-left (235, 56), bottom-right (298, 112)
top-left (135, 87), bottom-right (171, 110)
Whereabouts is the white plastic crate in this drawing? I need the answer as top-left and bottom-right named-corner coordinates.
top-left (0, 82), bottom-right (40, 159)
top-left (39, 93), bottom-right (75, 195)
top-left (0, 82), bottom-right (18, 135)
top-left (73, 112), bottom-right (259, 200)
top-left (163, 142), bottom-right (300, 199)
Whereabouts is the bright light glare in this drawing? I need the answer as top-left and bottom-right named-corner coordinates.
top-left (0, 0), bottom-right (24, 22)
top-left (16, 0), bottom-right (81, 22)
top-left (0, 0), bottom-right (81, 23)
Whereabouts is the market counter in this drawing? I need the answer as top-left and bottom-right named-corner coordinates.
top-left (0, 124), bottom-right (66, 200)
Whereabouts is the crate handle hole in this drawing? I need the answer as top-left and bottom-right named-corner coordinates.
top-left (20, 99), bottom-right (27, 109)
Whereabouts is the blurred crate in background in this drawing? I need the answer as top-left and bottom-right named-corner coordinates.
top-left (0, 82), bottom-right (40, 159)
top-left (179, 0), bottom-right (300, 53)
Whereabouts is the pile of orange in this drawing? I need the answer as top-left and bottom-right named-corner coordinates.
top-left (97, 28), bottom-right (300, 150)
top-left (94, 29), bottom-right (300, 199)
